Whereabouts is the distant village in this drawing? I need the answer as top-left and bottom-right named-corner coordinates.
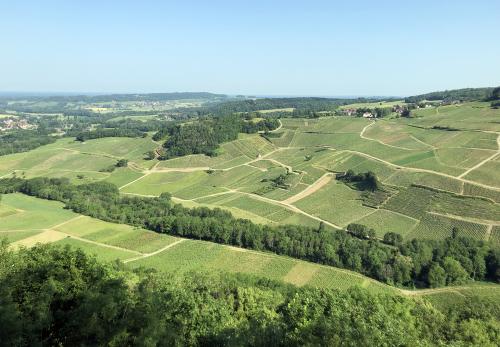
top-left (339, 100), bottom-right (442, 119)
top-left (0, 117), bottom-right (36, 132)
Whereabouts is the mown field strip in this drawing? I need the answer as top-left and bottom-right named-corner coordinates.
top-left (10, 230), bottom-right (67, 248)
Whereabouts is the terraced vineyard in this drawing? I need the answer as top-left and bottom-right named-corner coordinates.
top-left (2, 192), bottom-right (499, 308)
top-left (0, 101), bottom-right (499, 307)
top-left (1, 102), bottom-right (499, 243)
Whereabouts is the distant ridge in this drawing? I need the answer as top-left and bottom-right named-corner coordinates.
top-left (0, 92), bottom-right (227, 102)
top-left (405, 87), bottom-right (497, 103)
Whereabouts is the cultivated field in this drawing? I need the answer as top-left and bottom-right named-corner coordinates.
top-left (1, 102), bottom-right (498, 243)
top-left (2, 193), bottom-right (498, 307)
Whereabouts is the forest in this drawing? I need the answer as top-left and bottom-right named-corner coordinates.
top-left (1, 242), bottom-right (498, 346)
top-left (404, 87), bottom-right (495, 103)
top-left (157, 115), bottom-right (279, 159)
top-left (75, 128), bottom-right (146, 142)
top-left (0, 130), bottom-right (56, 156)
top-left (200, 97), bottom-right (389, 114)
top-left (1, 177), bottom-right (498, 289)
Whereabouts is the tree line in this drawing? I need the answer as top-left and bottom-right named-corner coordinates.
top-left (405, 87), bottom-right (495, 103)
top-left (75, 128), bottom-right (146, 142)
top-left (200, 97), bottom-right (396, 114)
top-left (337, 170), bottom-right (380, 191)
top-left (2, 242), bottom-right (498, 346)
top-left (0, 130), bottom-right (57, 157)
top-left (155, 115), bottom-right (279, 159)
top-left (1, 177), bottom-right (498, 289)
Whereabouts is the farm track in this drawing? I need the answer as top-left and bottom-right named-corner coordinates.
top-left (123, 239), bottom-right (186, 263)
top-left (426, 211), bottom-right (500, 226)
top-left (2, 199), bottom-right (499, 298)
top-left (485, 225), bottom-right (493, 241)
top-left (224, 188), bottom-right (343, 230)
top-left (457, 133), bottom-right (500, 179)
top-left (283, 173), bottom-right (333, 204)
top-left (116, 132), bottom-right (499, 236)
top-left (400, 285), bottom-right (497, 297)
top-left (359, 121), bottom-right (415, 150)
top-left (330, 148), bottom-right (500, 192)
top-left (6, 226), bottom-right (495, 298)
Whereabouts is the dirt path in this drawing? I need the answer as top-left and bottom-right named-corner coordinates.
top-left (62, 233), bottom-right (143, 255)
top-left (57, 147), bottom-right (121, 160)
top-left (359, 121), bottom-right (414, 151)
top-left (123, 239), bottom-right (186, 263)
top-left (336, 149), bottom-right (500, 192)
top-left (119, 172), bottom-right (151, 190)
top-left (259, 118), bottom-right (283, 133)
top-left (149, 166), bottom-right (211, 173)
top-left (400, 284), bottom-right (496, 296)
top-left (427, 211), bottom-right (500, 226)
top-left (49, 215), bottom-right (85, 230)
top-left (485, 225), bottom-right (493, 241)
top-left (260, 158), bottom-right (294, 172)
top-left (409, 135), bottom-right (437, 149)
top-left (283, 173), bottom-right (333, 204)
top-left (227, 188), bottom-right (343, 229)
top-left (457, 134), bottom-right (500, 178)
top-left (191, 189), bottom-right (234, 201)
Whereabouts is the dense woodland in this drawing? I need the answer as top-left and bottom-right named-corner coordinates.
top-left (75, 128), bottom-right (146, 142)
top-left (0, 130), bottom-right (56, 156)
top-left (1, 177), bottom-right (498, 289)
top-left (404, 87), bottom-right (495, 103)
top-left (337, 170), bottom-right (381, 191)
top-left (1, 242), bottom-right (499, 346)
top-left (199, 97), bottom-right (392, 114)
top-left (156, 115), bottom-right (279, 159)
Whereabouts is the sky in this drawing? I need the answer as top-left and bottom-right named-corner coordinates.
top-left (1, 0), bottom-right (499, 96)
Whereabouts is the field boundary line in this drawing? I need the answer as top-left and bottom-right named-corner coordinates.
top-left (379, 208), bottom-right (420, 222)
top-left (227, 188), bottom-right (343, 229)
top-left (61, 233), bottom-right (143, 255)
top-left (283, 173), bottom-right (333, 204)
top-left (426, 211), bottom-right (500, 226)
top-left (119, 172), bottom-right (151, 190)
top-left (485, 225), bottom-right (493, 241)
top-left (48, 215), bottom-right (85, 230)
top-left (359, 121), bottom-right (415, 151)
top-left (332, 149), bottom-right (500, 192)
top-left (408, 135), bottom-right (436, 149)
top-left (191, 189), bottom-right (234, 201)
top-left (123, 239), bottom-right (186, 263)
top-left (10, 229), bottom-right (67, 248)
top-left (0, 229), bottom-right (46, 233)
top-left (457, 134), bottom-right (500, 178)
top-left (401, 284), bottom-right (498, 296)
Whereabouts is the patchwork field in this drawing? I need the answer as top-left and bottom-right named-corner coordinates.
top-left (2, 193), bottom-right (499, 305)
top-left (0, 102), bottom-right (498, 246)
top-left (0, 193), bottom-right (391, 293)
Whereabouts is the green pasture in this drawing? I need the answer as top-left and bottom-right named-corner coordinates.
top-left (127, 239), bottom-right (394, 294)
top-left (52, 216), bottom-right (180, 253)
top-left (294, 181), bottom-right (374, 227)
top-left (355, 209), bottom-right (419, 238)
top-left (0, 193), bottom-right (78, 231)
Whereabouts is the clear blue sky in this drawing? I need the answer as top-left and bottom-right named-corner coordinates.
top-left (1, 0), bottom-right (499, 96)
